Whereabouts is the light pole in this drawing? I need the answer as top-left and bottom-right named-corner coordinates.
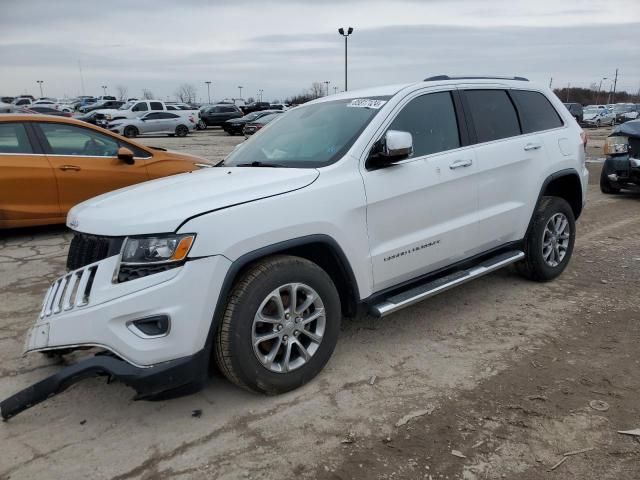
top-left (596, 77), bottom-right (607, 104)
top-left (36, 80), bottom-right (44, 97)
top-left (205, 81), bottom-right (211, 104)
top-left (238, 86), bottom-right (243, 99)
top-left (324, 81), bottom-right (331, 96)
top-left (338, 27), bottom-right (353, 91)
top-left (101, 85), bottom-right (107, 96)
top-left (334, 86), bottom-right (339, 95)
top-left (258, 89), bottom-right (264, 101)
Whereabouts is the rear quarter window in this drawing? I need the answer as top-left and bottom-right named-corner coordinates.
top-left (0, 123), bottom-right (34, 154)
top-left (511, 90), bottom-right (564, 133)
top-left (463, 90), bottom-right (521, 143)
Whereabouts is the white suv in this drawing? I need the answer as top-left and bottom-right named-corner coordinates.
top-left (1, 76), bottom-right (588, 419)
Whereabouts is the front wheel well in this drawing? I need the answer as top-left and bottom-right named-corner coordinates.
top-left (542, 173), bottom-right (583, 219)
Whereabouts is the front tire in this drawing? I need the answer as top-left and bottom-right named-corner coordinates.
top-left (516, 196), bottom-right (576, 282)
top-left (600, 166), bottom-right (621, 194)
top-left (123, 126), bottom-right (138, 138)
top-left (215, 255), bottom-right (341, 394)
top-left (175, 125), bottom-right (189, 137)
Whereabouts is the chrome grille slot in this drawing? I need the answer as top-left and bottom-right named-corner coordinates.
top-left (40, 265), bottom-right (98, 318)
top-left (45, 279), bottom-right (62, 317)
top-left (40, 285), bottom-right (54, 319)
top-left (63, 271), bottom-right (82, 311)
top-left (52, 275), bottom-right (70, 314)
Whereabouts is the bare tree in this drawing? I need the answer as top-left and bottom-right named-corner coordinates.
top-left (247, 96), bottom-right (255, 103)
top-left (309, 82), bottom-right (325, 99)
top-left (175, 83), bottom-right (197, 103)
top-left (142, 89), bottom-right (154, 100)
top-left (115, 85), bottom-right (128, 101)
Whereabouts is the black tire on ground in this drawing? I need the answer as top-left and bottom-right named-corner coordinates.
top-left (215, 255), bottom-right (341, 394)
top-left (516, 196), bottom-right (576, 282)
top-left (600, 167), bottom-right (621, 194)
top-left (123, 126), bottom-right (138, 138)
top-left (175, 125), bottom-right (189, 137)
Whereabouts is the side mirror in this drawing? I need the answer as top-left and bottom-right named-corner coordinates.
top-left (117, 147), bottom-right (135, 165)
top-left (368, 130), bottom-right (413, 168)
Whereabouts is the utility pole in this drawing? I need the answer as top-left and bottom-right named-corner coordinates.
top-left (565, 83), bottom-right (570, 102)
top-left (101, 85), bottom-right (107, 96)
top-left (36, 80), bottom-right (44, 97)
top-left (549, 77), bottom-right (553, 89)
top-left (205, 81), bottom-right (211, 104)
top-left (611, 68), bottom-right (618, 104)
top-left (238, 86), bottom-right (243, 99)
top-left (333, 86), bottom-right (339, 95)
top-left (324, 80), bottom-right (330, 96)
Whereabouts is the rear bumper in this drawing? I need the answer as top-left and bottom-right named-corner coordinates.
top-left (0, 349), bottom-right (207, 420)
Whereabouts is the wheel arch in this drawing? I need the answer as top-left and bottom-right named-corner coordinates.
top-left (202, 235), bottom-right (360, 370)
top-left (533, 169), bottom-right (584, 225)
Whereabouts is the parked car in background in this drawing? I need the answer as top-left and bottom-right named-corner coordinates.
top-left (21, 106), bottom-right (73, 117)
top-left (613, 103), bottom-right (639, 124)
top-left (222, 110), bottom-right (281, 135)
top-left (96, 100), bottom-right (198, 125)
top-left (11, 97), bottom-right (33, 108)
top-left (269, 103), bottom-right (290, 111)
top-left (243, 112), bottom-right (281, 137)
top-left (563, 103), bottom-right (583, 123)
top-left (75, 110), bottom-right (102, 125)
top-left (107, 111), bottom-right (195, 138)
top-left (583, 105), bottom-right (615, 127)
top-left (200, 104), bottom-right (244, 127)
top-left (241, 102), bottom-right (272, 114)
top-left (79, 100), bottom-right (125, 113)
top-left (97, 95), bottom-right (117, 102)
top-left (600, 119), bottom-right (640, 193)
top-left (1, 96), bottom-right (14, 104)
top-left (0, 114), bottom-right (213, 229)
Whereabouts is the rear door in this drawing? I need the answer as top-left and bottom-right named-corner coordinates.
top-left (460, 88), bottom-right (547, 250)
top-left (139, 112), bottom-right (166, 134)
top-left (35, 122), bottom-right (150, 214)
top-left (0, 122), bottom-right (60, 226)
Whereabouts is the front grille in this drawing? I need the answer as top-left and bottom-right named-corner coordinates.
top-left (66, 233), bottom-right (124, 271)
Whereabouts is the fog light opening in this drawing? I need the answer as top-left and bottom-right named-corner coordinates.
top-left (128, 315), bottom-right (170, 338)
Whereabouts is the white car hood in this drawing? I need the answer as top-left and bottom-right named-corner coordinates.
top-left (68, 167), bottom-right (320, 235)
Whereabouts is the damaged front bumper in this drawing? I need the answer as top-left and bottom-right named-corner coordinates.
top-left (0, 349), bottom-right (207, 421)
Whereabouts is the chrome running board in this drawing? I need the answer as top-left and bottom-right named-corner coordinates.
top-left (369, 250), bottom-right (525, 317)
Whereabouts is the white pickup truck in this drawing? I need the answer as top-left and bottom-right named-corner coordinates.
top-left (95, 100), bottom-right (198, 125)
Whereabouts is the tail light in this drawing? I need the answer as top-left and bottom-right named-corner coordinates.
top-left (580, 130), bottom-right (587, 151)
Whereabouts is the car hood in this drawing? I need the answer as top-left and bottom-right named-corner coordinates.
top-left (67, 167), bottom-right (320, 236)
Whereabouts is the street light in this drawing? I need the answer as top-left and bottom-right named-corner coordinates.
top-left (338, 27), bottom-right (353, 91)
top-left (36, 80), bottom-right (44, 97)
top-left (324, 81), bottom-right (330, 96)
top-left (205, 81), bottom-right (212, 104)
top-left (596, 77), bottom-right (607, 104)
top-left (238, 86), bottom-right (243, 99)
top-left (101, 85), bottom-right (107, 96)
top-left (258, 89), bottom-right (264, 101)
top-left (333, 86), bottom-right (339, 95)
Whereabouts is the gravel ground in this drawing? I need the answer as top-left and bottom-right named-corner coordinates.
top-left (0, 127), bottom-right (638, 480)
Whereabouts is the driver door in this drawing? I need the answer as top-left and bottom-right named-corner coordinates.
top-left (35, 122), bottom-right (149, 214)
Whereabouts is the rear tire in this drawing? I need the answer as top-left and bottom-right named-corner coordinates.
top-left (600, 167), bottom-right (621, 194)
top-left (175, 125), bottom-right (189, 137)
top-left (215, 255), bottom-right (341, 394)
top-left (123, 126), bottom-right (138, 138)
top-left (197, 120), bottom-right (206, 130)
top-left (516, 196), bottom-right (575, 282)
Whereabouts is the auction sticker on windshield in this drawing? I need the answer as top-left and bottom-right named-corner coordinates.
top-left (347, 99), bottom-right (387, 109)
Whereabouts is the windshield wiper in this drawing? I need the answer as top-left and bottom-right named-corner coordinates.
top-left (236, 161), bottom-right (286, 168)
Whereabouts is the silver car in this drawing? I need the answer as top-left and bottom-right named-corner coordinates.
top-left (108, 111), bottom-right (195, 138)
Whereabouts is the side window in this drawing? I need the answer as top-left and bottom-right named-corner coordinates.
top-left (150, 102), bottom-right (163, 111)
top-left (144, 113), bottom-right (162, 120)
top-left (164, 113), bottom-right (179, 119)
top-left (132, 102), bottom-right (148, 112)
top-left (464, 90), bottom-right (520, 143)
top-left (166, 105), bottom-right (177, 110)
top-left (0, 123), bottom-right (34, 154)
top-left (39, 123), bottom-right (119, 157)
top-left (388, 91), bottom-right (460, 157)
top-left (510, 90), bottom-right (564, 133)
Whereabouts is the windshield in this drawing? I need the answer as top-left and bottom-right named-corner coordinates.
top-left (223, 97), bottom-right (390, 168)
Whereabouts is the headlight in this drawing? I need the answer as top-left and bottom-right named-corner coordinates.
top-left (105, 114), bottom-right (113, 120)
top-left (117, 234), bottom-right (195, 283)
top-left (604, 136), bottom-right (629, 155)
top-left (121, 234), bottom-right (195, 265)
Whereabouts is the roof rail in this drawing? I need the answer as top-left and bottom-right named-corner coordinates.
top-left (424, 75), bottom-right (529, 82)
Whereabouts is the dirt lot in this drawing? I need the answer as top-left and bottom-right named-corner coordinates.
top-left (0, 127), bottom-right (638, 480)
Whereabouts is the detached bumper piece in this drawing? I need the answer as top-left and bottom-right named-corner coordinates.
top-left (0, 350), bottom-right (206, 421)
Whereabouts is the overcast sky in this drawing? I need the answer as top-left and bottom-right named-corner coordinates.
top-left (1, 0), bottom-right (639, 101)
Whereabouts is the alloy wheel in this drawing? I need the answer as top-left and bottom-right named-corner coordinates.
top-left (542, 213), bottom-right (570, 267)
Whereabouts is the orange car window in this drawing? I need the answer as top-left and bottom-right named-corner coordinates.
top-left (0, 123), bottom-right (34, 154)
top-left (39, 123), bottom-right (119, 157)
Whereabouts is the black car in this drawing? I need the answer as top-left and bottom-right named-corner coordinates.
top-left (563, 103), bottom-right (583, 124)
top-left (241, 102), bottom-right (272, 114)
top-left (243, 113), bottom-right (281, 137)
top-left (600, 119), bottom-right (640, 194)
top-left (222, 110), bottom-right (280, 135)
top-left (200, 104), bottom-right (244, 127)
top-left (78, 100), bottom-right (125, 113)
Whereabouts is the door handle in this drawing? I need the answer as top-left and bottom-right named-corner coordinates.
top-left (524, 143), bottom-right (542, 151)
top-left (449, 159), bottom-right (473, 169)
top-left (59, 165), bottom-right (81, 171)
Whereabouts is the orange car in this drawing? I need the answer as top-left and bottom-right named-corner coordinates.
top-left (0, 114), bottom-right (214, 228)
